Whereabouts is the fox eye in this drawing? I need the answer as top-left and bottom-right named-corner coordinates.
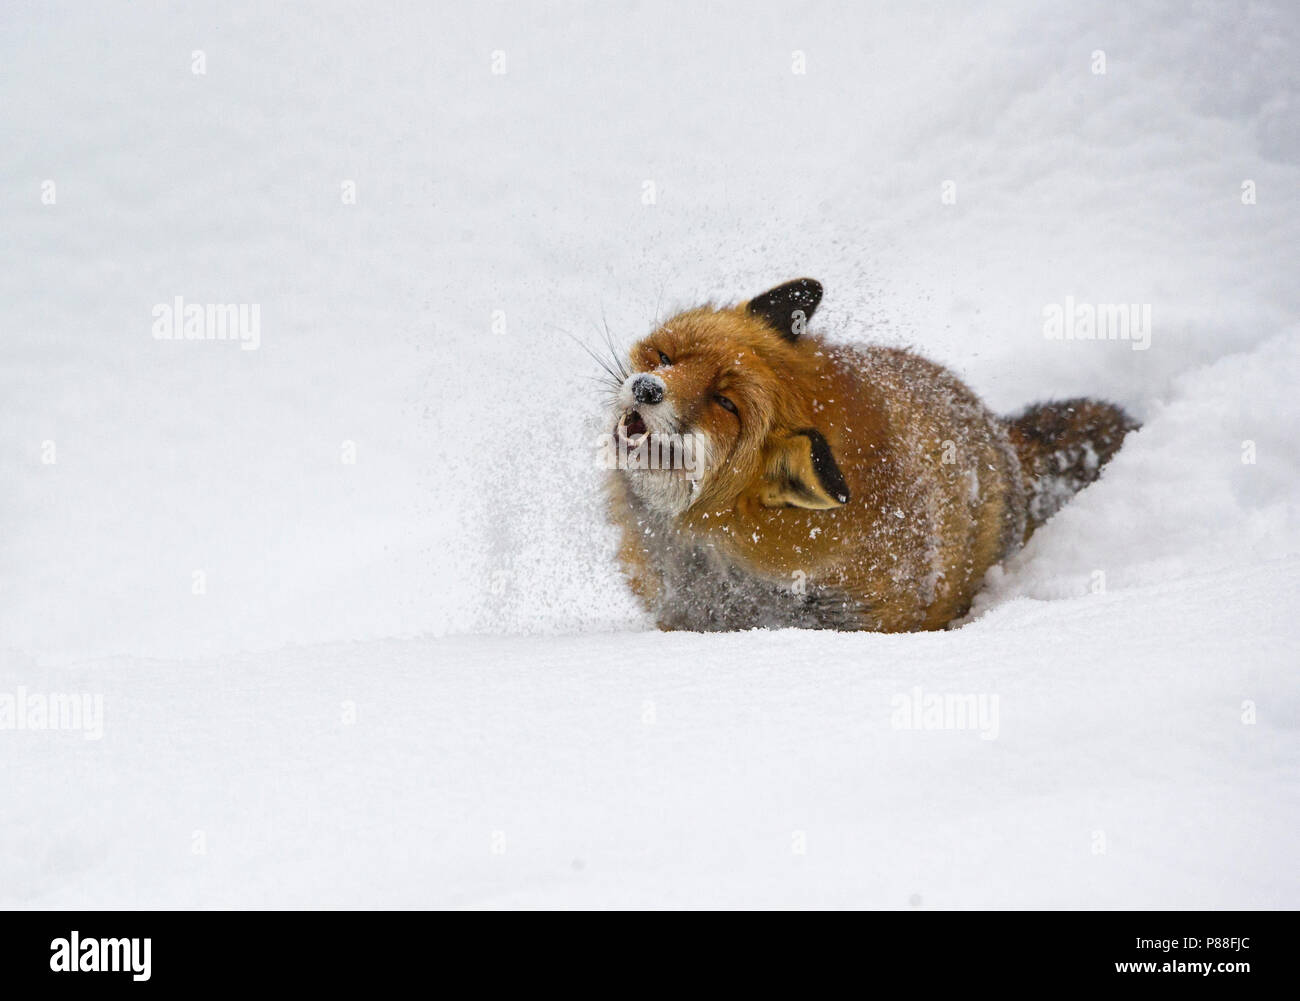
top-left (715, 394), bottom-right (738, 415)
top-left (657, 351), bottom-right (672, 366)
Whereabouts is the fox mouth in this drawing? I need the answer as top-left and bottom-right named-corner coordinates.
top-left (618, 409), bottom-right (649, 444)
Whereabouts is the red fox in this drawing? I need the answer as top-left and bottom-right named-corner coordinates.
top-left (604, 279), bottom-right (1138, 631)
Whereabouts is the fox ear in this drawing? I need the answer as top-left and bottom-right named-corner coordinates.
top-left (746, 278), bottom-right (823, 341)
top-left (758, 429), bottom-right (850, 509)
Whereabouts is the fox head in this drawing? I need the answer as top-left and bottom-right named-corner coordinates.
top-left (611, 278), bottom-right (851, 518)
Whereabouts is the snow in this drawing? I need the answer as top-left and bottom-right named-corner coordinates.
top-left (2, 0), bottom-right (1298, 907)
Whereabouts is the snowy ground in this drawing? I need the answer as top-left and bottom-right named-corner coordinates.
top-left (2, 1), bottom-right (1298, 908)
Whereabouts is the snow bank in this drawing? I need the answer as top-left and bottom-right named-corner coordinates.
top-left (3, 557), bottom-right (1295, 908)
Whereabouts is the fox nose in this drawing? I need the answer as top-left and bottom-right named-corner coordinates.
top-left (631, 373), bottom-right (665, 406)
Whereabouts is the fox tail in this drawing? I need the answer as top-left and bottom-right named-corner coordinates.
top-left (1005, 398), bottom-right (1139, 538)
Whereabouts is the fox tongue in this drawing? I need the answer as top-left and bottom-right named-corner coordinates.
top-left (625, 412), bottom-right (647, 438)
